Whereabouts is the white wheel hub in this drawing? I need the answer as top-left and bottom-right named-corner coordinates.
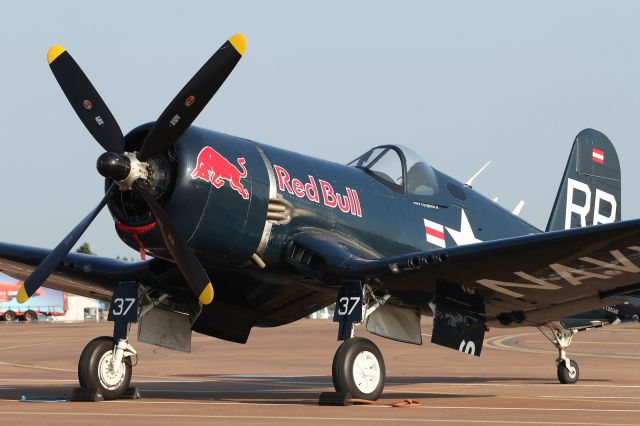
top-left (352, 350), bottom-right (381, 395)
top-left (97, 350), bottom-right (126, 391)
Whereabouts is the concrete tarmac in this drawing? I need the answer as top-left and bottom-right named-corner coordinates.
top-left (0, 319), bottom-right (639, 425)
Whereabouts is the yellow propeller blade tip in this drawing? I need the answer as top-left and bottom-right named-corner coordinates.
top-left (47, 45), bottom-right (66, 64)
top-left (16, 285), bottom-right (29, 304)
top-left (229, 34), bottom-right (247, 56)
top-left (199, 282), bottom-right (214, 305)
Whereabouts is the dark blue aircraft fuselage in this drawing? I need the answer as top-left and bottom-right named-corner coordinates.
top-left (105, 125), bottom-right (632, 338)
top-left (102, 125), bottom-right (540, 332)
top-left (111, 125), bottom-right (540, 270)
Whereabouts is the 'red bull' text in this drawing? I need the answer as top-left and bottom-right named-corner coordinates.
top-left (273, 165), bottom-right (362, 217)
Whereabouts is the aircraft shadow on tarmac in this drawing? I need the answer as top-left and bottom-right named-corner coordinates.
top-left (0, 374), bottom-right (610, 404)
top-left (0, 378), bottom-right (482, 403)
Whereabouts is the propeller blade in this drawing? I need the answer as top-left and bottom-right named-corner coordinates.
top-left (135, 185), bottom-right (213, 304)
top-left (137, 34), bottom-right (247, 161)
top-left (47, 45), bottom-right (124, 153)
top-left (17, 184), bottom-right (117, 303)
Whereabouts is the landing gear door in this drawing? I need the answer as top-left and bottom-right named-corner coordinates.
top-left (108, 281), bottom-right (138, 341)
top-left (333, 280), bottom-right (363, 340)
top-left (431, 300), bottom-right (485, 357)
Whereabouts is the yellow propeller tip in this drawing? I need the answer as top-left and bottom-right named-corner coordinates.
top-left (229, 34), bottom-right (247, 56)
top-left (198, 282), bottom-right (214, 305)
top-left (16, 285), bottom-right (29, 304)
top-left (47, 45), bottom-right (66, 64)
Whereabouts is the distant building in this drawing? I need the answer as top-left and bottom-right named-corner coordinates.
top-left (55, 294), bottom-right (102, 322)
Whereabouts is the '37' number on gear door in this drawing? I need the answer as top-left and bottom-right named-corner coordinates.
top-left (337, 296), bottom-right (360, 316)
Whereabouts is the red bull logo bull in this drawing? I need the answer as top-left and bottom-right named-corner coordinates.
top-left (190, 146), bottom-right (249, 199)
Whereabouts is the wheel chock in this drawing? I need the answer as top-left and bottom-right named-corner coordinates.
top-left (120, 387), bottom-right (142, 399)
top-left (318, 391), bottom-right (352, 406)
top-left (70, 387), bottom-right (104, 402)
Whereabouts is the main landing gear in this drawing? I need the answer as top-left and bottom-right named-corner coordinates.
top-left (331, 281), bottom-right (388, 400)
top-left (77, 281), bottom-right (139, 400)
top-left (538, 323), bottom-right (579, 384)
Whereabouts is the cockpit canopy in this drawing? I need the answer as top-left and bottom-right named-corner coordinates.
top-left (348, 145), bottom-right (439, 197)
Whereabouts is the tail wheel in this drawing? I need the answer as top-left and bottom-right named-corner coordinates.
top-left (3, 310), bottom-right (16, 321)
top-left (78, 336), bottom-right (132, 400)
top-left (23, 310), bottom-right (37, 322)
top-left (332, 337), bottom-right (385, 400)
top-left (557, 359), bottom-right (579, 384)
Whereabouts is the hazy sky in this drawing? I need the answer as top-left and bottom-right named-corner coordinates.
top-left (1, 1), bottom-right (639, 258)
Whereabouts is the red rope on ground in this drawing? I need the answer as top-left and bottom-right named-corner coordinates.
top-left (348, 398), bottom-right (422, 408)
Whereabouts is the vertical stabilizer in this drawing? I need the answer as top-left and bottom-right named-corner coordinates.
top-left (546, 129), bottom-right (621, 231)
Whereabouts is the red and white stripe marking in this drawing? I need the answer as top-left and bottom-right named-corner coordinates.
top-left (592, 148), bottom-right (604, 164)
top-left (424, 219), bottom-right (446, 248)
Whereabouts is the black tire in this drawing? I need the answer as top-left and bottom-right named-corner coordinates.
top-left (23, 310), bottom-right (37, 322)
top-left (78, 336), bottom-right (132, 400)
top-left (557, 359), bottom-right (579, 384)
top-left (3, 310), bottom-right (16, 322)
top-left (332, 337), bottom-right (385, 400)
top-left (77, 337), bottom-right (97, 389)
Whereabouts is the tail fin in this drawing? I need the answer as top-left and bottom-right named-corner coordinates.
top-left (546, 129), bottom-right (621, 231)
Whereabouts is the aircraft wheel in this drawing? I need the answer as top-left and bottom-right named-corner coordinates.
top-left (23, 310), bottom-right (37, 322)
top-left (557, 359), bottom-right (579, 384)
top-left (78, 336), bottom-right (132, 400)
top-left (332, 337), bottom-right (385, 400)
top-left (3, 310), bottom-right (16, 322)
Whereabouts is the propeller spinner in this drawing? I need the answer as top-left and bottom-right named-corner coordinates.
top-left (17, 34), bottom-right (247, 305)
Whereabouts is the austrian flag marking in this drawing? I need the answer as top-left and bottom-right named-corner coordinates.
top-left (424, 218), bottom-right (446, 248)
top-left (592, 148), bottom-right (605, 164)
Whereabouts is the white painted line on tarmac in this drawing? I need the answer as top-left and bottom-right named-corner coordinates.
top-left (540, 395), bottom-right (640, 400)
top-left (527, 340), bottom-right (640, 345)
top-left (0, 378), bottom-right (325, 389)
top-left (0, 410), bottom-right (636, 425)
top-left (0, 379), bottom-right (76, 383)
top-left (415, 405), bottom-right (640, 413)
top-left (3, 378), bottom-right (640, 389)
top-left (96, 399), bottom-right (640, 413)
top-left (0, 343), bottom-right (53, 351)
top-left (141, 389), bottom-right (320, 394)
top-left (215, 374), bottom-right (319, 378)
top-left (389, 382), bottom-right (640, 388)
top-left (0, 411), bottom-right (634, 426)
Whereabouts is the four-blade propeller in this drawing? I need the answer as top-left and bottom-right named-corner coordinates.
top-left (17, 34), bottom-right (247, 305)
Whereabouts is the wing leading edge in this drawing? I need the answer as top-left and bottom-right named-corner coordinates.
top-left (0, 242), bottom-right (155, 300)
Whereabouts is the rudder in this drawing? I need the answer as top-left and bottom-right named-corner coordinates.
top-left (546, 129), bottom-right (621, 231)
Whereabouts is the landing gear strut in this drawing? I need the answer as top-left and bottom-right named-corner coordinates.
top-left (331, 281), bottom-right (389, 400)
top-left (538, 323), bottom-right (579, 384)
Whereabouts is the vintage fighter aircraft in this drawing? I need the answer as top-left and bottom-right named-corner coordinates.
top-left (1, 33), bottom-right (639, 400)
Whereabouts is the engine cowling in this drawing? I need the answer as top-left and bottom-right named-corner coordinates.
top-left (107, 124), bottom-right (270, 266)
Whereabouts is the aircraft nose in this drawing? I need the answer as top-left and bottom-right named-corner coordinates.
top-left (181, 132), bottom-right (271, 267)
